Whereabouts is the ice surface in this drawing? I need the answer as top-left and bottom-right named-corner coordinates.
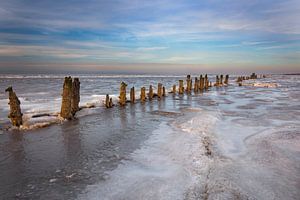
top-left (0, 74), bottom-right (299, 199)
top-left (79, 109), bottom-right (219, 200)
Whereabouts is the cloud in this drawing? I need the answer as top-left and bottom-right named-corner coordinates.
top-left (136, 47), bottom-right (168, 51)
top-left (0, 44), bottom-right (157, 62)
top-left (241, 41), bottom-right (275, 46)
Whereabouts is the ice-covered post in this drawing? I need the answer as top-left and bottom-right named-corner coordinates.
top-left (157, 83), bottom-right (162, 99)
top-left (71, 78), bottom-right (80, 116)
top-left (119, 82), bottom-right (127, 106)
top-left (5, 87), bottom-right (23, 127)
top-left (148, 85), bottom-right (153, 100)
top-left (140, 87), bottom-right (146, 102)
top-left (186, 75), bottom-right (192, 94)
top-left (130, 87), bottom-right (135, 103)
top-left (60, 76), bottom-right (73, 119)
top-left (224, 74), bottom-right (229, 85)
top-left (220, 74), bottom-right (223, 85)
top-left (179, 80), bottom-right (184, 95)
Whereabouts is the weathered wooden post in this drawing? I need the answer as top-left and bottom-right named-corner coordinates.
top-left (250, 73), bottom-right (257, 79)
top-left (109, 98), bottom-right (113, 108)
top-left (206, 79), bottom-right (209, 90)
top-left (105, 94), bottom-right (111, 108)
top-left (119, 82), bottom-right (127, 106)
top-left (215, 75), bottom-right (220, 86)
top-left (199, 76), bottom-right (202, 91)
top-left (199, 75), bottom-right (204, 91)
top-left (186, 75), bottom-right (192, 94)
top-left (209, 82), bottom-right (212, 87)
top-left (130, 87), bottom-right (135, 103)
top-left (204, 74), bottom-right (209, 90)
top-left (237, 77), bottom-right (243, 83)
top-left (179, 80), bottom-right (184, 95)
top-left (5, 87), bottom-right (23, 127)
top-left (157, 83), bottom-right (162, 99)
top-left (140, 87), bottom-right (146, 102)
top-left (105, 94), bottom-right (109, 108)
top-left (194, 77), bottom-right (199, 93)
top-left (71, 78), bottom-right (80, 116)
top-left (148, 85), bottom-right (153, 100)
top-left (172, 85), bottom-right (176, 95)
top-left (162, 86), bottom-right (166, 97)
top-left (224, 74), bottom-right (229, 85)
top-left (220, 75), bottom-right (223, 85)
top-left (60, 76), bottom-right (73, 119)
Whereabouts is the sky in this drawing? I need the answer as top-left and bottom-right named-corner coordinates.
top-left (0, 0), bottom-right (299, 74)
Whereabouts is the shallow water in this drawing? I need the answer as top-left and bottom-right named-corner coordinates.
top-left (0, 74), bottom-right (299, 199)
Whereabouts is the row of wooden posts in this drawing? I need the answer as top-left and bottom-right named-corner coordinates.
top-left (5, 74), bottom-right (231, 127)
top-left (236, 73), bottom-right (266, 86)
top-left (236, 73), bottom-right (258, 83)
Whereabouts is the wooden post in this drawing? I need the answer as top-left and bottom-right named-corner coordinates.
top-left (194, 77), bottom-right (199, 93)
top-left (140, 87), bottom-right (146, 102)
top-left (224, 74), bottom-right (229, 85)
top-left (206, 82), bottom-right (209, 90)
top-left (71, 78), bottom-right (80, 116)
top-left (172, 85), bottom-right (176, 95)
top-left (250, 73), bottom-right (257, 79)
top-left (5, 87), bottom-right (23, 127)
top-left (119, 82), bottom-right (127, 106)
top-left (206, 79), bottom-right (209, 90)
top-left (179, 80), bottom-right (184, 95)
top-left (157, 83), bottom-right (162, 99)
top-left (130, 87), bottom-right (135, 103)
top-left (148, 85), bottom-right (153, 100)
top-left (105, 94), bottom-right (110, 108)
top-left (215, 75), bottom-right (220, 86)
top-left (109, 98), bottom-right (113, 108)
top-left (199, 75), bottom-right (204, 91)
top-left (237, 77), bottom-right (243, 83)
top-left (220, 75), bottom-right (223, 85)
top-left (190, 78), bottom-right (193, 93)
top-left (60, 76), bottom-right (73, 119)
top-left (186, 75), bottom-right (192, 94)
top-left (163, 86), bottom-right (166, 97)
top-left (204, 74), bottom-right (209, 90)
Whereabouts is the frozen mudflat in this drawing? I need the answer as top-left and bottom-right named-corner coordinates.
top-left (0, 74), bottom-right (299, 199)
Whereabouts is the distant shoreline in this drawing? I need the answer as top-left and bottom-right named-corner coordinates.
top-left (281, 73), bottom-right (300, 75)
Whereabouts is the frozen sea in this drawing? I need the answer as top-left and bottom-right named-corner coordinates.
top-left (0, 74), bottom-right (299, 200)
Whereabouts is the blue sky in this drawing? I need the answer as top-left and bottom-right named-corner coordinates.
top-left (0, 0), bottom-right (299, 74)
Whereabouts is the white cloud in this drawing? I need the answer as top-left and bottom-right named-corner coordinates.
top-left (136, 47), bottom-right (168, 51)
